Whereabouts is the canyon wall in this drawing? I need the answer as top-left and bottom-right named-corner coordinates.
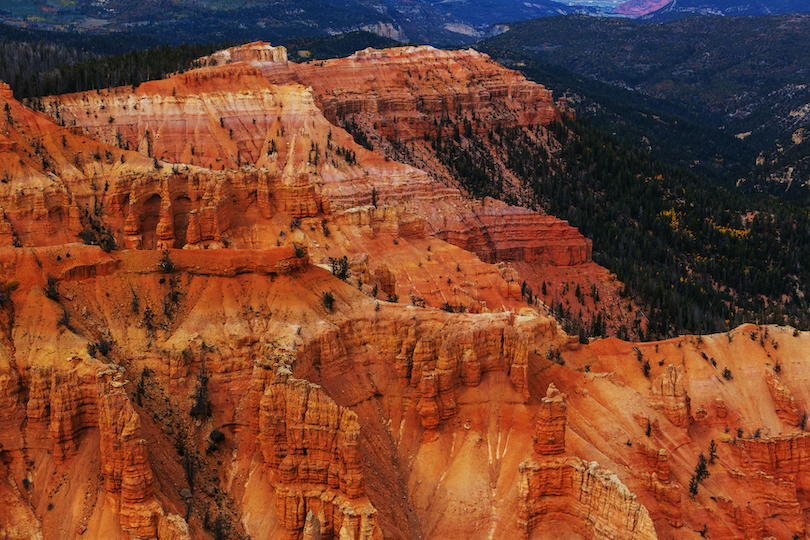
top-left (34, 44), bottom-right (591, 271)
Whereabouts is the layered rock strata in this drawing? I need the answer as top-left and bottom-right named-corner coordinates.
top-left (35, 44), bottom-right (592, 270)
top-left (256, 362), bottom-right (381, 540)
top-left (98, 380), bottom-right (163, 538)
top-left (518, 385), bottom-right (658, 540)
top-left (648, 365), bottom-right (691, 427)
top-left (533, 383), bottom-right (567, 455)
top-left (765, 370), bottom-right (800, 427)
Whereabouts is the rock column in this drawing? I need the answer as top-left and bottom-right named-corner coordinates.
top-left (533, 383), bottom-right (566, 455)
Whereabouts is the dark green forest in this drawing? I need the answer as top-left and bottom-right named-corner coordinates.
top-left (419, 111), bottom-right (810, 338)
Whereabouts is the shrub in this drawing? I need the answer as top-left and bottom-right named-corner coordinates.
top-left (322, 291), bottom-right (335, 312)
top-left (189, 360), bottom-right (212, 419)
top-left (688, 452), bottom-right (710, 498)
top-left (0, 284), bottom-right (10, 307)
top-left (708, 440), bottom-right (717, 464)
top-left (330, 256), bottom-right (350, 281)
top-left (159, 251), bottom-right (175, 272)
top-left (45, 276), bottom-right (60, 301)
top-left (293, 243), bottom-right (306, 258)
top-left (97, 338), bottom-right (112, 356)
top-left (210, 428), bottom-right (225, 444)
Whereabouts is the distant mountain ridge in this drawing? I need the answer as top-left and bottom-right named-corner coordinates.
top-left (1, 0), bottom-right (808, 45)
top-left (0, 0), bottom-right (579, 45)
top-left (612, 0), bottom-right (671, 16)
top-left (617, 0), bottom-right (810, 18)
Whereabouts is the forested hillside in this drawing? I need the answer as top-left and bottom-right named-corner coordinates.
top-left (482, 15), bottom-right (810, 172)
top-left (416, 111), bottom-right (810, 338)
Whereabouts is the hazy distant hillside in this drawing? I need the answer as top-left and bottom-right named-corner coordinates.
top-left (0, 0), bottom-right (580, 45)
top-left (643, 0), bottom-right (810, 19)
top-left (482, 14), bottom-right (810, 191)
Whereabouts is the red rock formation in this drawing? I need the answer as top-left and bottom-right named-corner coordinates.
top-left (37, 46), bottom-right (592, 274)
top-left (198, 41), bottom-right (288, 66)
top-left (440, 198), bottom-right (592, 266)
top-left (533, 383), bottom-right (567, 455)
top-left (518, 382), bottom-right (658, 539)
top-left (256, 45), bottom-right (560, 141)
top-left (518, 458), bottom-right (657, 540)
top-left (644, 473), bottom-right (682, 528)
top-left (256, 361), bottom-right (381, 539)
top-left (733, 433), bottom-right (810, 480)
top-left (724, 468), bottom-right (804, 537)
top-left (648, 364), bottom-right (691, 427)
top-left (715, 397), bottom-right (728, 419)
top-left (765, 370), bottom-right (800, 427)
top-left (11, 41), bottom-right (810, 540)
top-left (98, 383), bottom-right (162, 538)
top-left (717, 497), bottom-right (767, 539)
top-left (49, 369), bottom-right (98, 463)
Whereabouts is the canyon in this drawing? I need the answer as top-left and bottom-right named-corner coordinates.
top-left (1, 42), bottom-right (809, 540)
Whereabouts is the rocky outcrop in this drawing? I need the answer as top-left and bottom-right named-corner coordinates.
top-left (33, 45), bottom-right (592, 272)
top-left (257, 361), bottom-right (381, 540)
top-left (258, 45), bottom-right (560, 141)
top-left (395, 313), bottom-right (552, 429)
top-left (98, 381), bottom-right (162, 539)
top-left (724, 468), bottom-right (804, 537)
top-left (197, 41), bottom-right (288, 67)
top-left (644, 473), bottom-right (682, 528)
top-left (634, 444), bottom-right (682, 527)
top-left (518, 458), bottom-right (658, 540)
top-left (715, 397), bottom-right (727, 419)
top-left (765, 370), bottom-right (800, 427)
top-left (49, 369), bottom-right (98, 463)
top-left (717, 496), bottom-right (766, 539)
top-left (734, 433), bottom-right (810, 477)
top-left (518, 383), bottom-right (657, 539)
top-left (533, 383), bottom-right (567, 455)
top-left (635, 444), bottom-right (670, 482)
top-left (442, 199), bottom-right (592, 266)
top-left (648, 365), bottom-right (691, 427)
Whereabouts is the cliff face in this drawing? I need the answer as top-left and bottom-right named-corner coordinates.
top-left (36, 44), bottom-right (592, 275)
top-left (256, 45), bottom-right (561, 142)
top-left (3, 238), bottom-right (810, 540)
top-left (256, 362), bottom-right (381, 540)
top-left (561, 324), bottom-right (810, 539)
top-left (649, 364), bottom-right (692, 427)
top-left (0, 243), bottom-right (571, 540)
